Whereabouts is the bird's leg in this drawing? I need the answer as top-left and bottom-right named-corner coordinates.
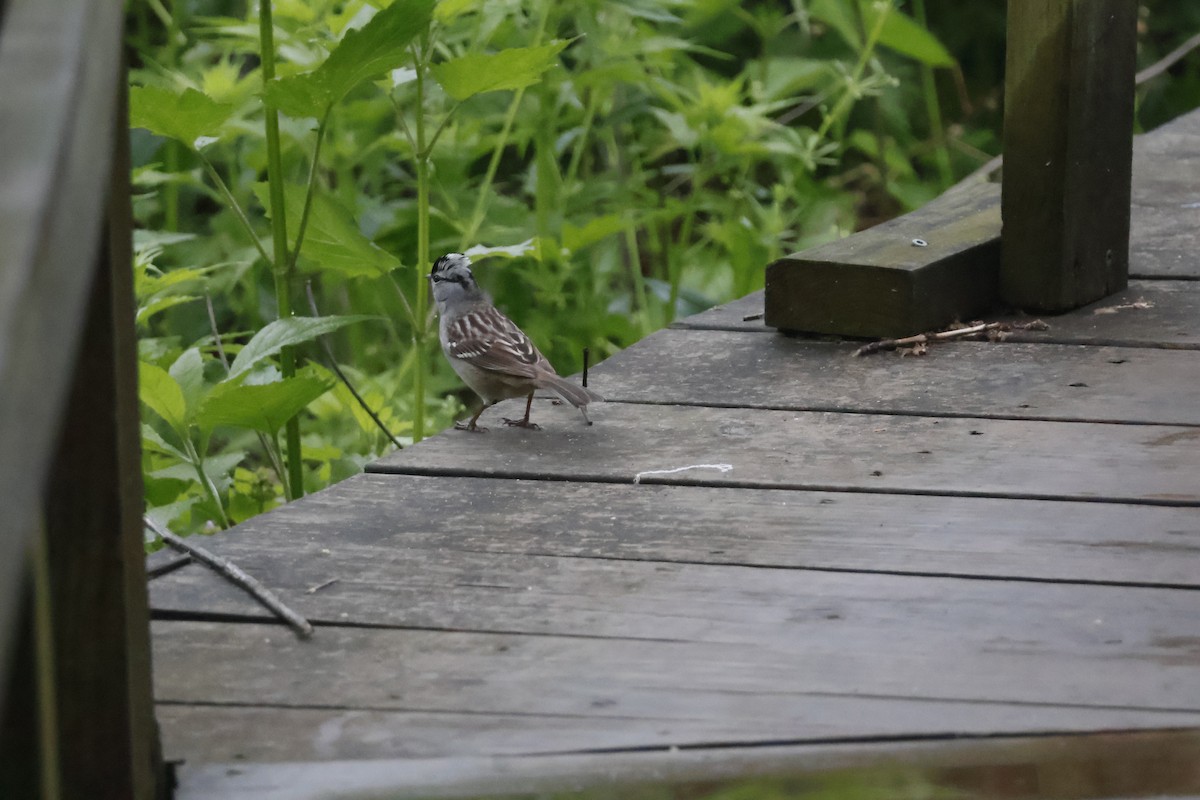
top-left (456, 402), bottom-right (492, 433)
top-left (503, 391), bottom-right (541, 430)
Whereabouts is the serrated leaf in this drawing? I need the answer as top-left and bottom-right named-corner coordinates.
top-left (266, 0), bottom-right (435, 117)
top-left (264, 72), bottom-right (332, 119)
top-left (252, 183), bottom-right (402, 277)
top-left (432, 41), bottom-right (569, 101)
top-left (130, 85), bottom-right (233, 147)
top-left (228, 315), bottom-right (380, 379)
top-left (139, 362), bottom-right (187, 434)
top-left (197, 374), bottom-right (335, 434)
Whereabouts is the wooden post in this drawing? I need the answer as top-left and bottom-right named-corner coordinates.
top-left (39, 78), bottom-right (164, 800)
top-left (1001, 0), bottom-right (1137, 311)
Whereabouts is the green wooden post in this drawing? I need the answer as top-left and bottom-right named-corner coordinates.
top-left (1001, 0), bottom-right (1137, 311)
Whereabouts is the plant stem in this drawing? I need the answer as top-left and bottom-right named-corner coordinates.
top-left (183, 438), bottom-right (231, 529)
top-left (412, 38), bottom-right (430, 443)
top-left (259, 0), bottom-right (304, 498)
top-left (288, 107), bottom-right (332, 276)
top-left (814, 0), bottom-right (891, 146)
top-left (199, 155), bottom-right (272, 265)
top-left (458, 2), bottom-right (551, 250)
top-left (911, 0), bottom-right (953, 189)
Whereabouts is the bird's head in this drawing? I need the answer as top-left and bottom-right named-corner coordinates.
top-left (429, 252), bottom-right (481, 309)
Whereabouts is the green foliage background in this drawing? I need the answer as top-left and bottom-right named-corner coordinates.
top-left (128, 0), bottom-right (1200, 541)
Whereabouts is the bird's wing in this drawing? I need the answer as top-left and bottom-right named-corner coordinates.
top-left (445, 305), bottom-right (551, 379)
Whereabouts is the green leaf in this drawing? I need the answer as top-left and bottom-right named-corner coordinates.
top-left (266, 0), bottom-right (435, 117)
top-left (809, 0), bottom-right (861, 49)
top-left (263, 73), bottom-right (331, 119)
top-left (139, 362), bottom-right (188, 434)
top-left (434, 0), bottom-right (475, 23)
top-left (129, 85), bottom-right (233, 147)
top-left (875, 8), bottom-right (955, 67)
top-left (141, 423), bottom-right (189, 461)
top-left (170, 348), bottom-right (208, 421)
top-left (463, 239), bottom-right (537, 259)
top-left (252, 183), bottom-right (402, 277)
top-left (228, 315), bottom-right (380, 379)
top-left (197, 374), bottom-right (335, 434)
top-left (563, 215), bottom-right (625, 252)
top-left (136, 295), bottom-right (199, 326)
top-left (432, 41), bottom-right (570, 101)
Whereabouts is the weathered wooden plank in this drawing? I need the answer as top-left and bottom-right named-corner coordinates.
top-left (156, 695), bottom-right (1200, 768)
top-left (370, 403), bottom-right (1200, 505)
top-left (584, 331), bottom-right (1200, 425)
top-left (149, 532), bottom-right (1200, 640)
top-left (152, 615), bottom-right (1200, 757)
top-left (170, 728), bottom-right (1200, 800)
top-left (1001, 0), bottom-right (1137, 310)
top-left (677, 281), bottom-right (1200, 346)
top-left (0, 0), bottom-right (127, 673)
top-left (149, 498), bottom-right (1200, 660)
top-left (148, 475), bottom-right (1200, 620)
top-left (764, 182), bottom-right (1001, 337)
top-left (1128, 203), bottom-right (1200, 279)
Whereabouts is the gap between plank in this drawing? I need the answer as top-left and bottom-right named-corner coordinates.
top-left (416, 543), bottom-right (1200, 593)
top-left (154, 690), bottom-right (1200, 720)
top-left (149, 608), bottom-right (693, 644)
top-left (363, 463), bottom-right (1200, 509)
top-left (520, 724), bottom-right (1200, 760)
top-left (591, 396), bottom-right (1200, 428)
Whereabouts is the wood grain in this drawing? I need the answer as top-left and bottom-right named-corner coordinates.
top-left (370, 403), bottom-right (1200, 505)
top-left (1001, 0), bottom-right (1136, 309)
top-left (585, 330), bottom-right (1200, 425)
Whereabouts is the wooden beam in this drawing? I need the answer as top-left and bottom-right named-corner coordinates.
top-left (40, 74), bottom-right (163, 800)
top-left (763, 182), bottom-right (1000, 338)
top-left (0, 0), bottom-right (128, 697)
top-left (1001, 0), bottom-right (1137, 310)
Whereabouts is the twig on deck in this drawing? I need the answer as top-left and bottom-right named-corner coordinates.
top-left (853, 320), bottom-right (1049, 357)
top-left (144, 516), bottom-right (315, 640)
top-left (305, 281), bottom-right (403, 451)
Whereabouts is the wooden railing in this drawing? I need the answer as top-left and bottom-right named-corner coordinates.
top-left (0, 0), bottom-right (163, 797)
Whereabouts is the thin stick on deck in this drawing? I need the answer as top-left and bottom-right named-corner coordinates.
top-left (853, 320), bottom-right (1049, 357)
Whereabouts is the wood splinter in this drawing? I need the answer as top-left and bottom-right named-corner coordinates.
top-left (853, 320), bottom-right (1049, 357)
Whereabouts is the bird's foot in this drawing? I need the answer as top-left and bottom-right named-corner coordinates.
top-left (502, 417), bottom-right (541, 430)
top-left (455, 420), bottom-right (488, 433)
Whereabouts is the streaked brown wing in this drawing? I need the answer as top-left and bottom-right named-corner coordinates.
top-left (446, 306), bottom-right (550, 379)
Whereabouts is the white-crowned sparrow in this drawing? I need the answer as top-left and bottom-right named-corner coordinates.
top-left (430, 253), bottom-right (603, 432)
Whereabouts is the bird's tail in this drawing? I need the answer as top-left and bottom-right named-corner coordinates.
top-left (537, 374), bottom-right (604, 408)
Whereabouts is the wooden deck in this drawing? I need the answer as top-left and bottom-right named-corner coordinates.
top-left (151, 109), bottom-right (1200, 798)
